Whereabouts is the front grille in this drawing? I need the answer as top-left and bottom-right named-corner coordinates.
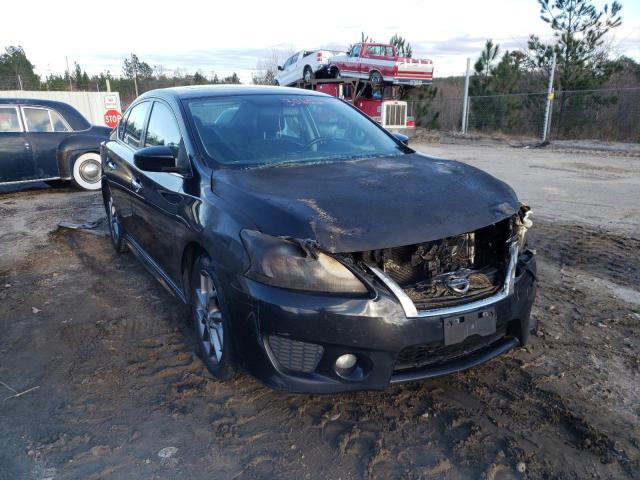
top-left (267, 335), bottom-right (324, 373)
top-left (347, 218), bottom-right (513, 310)
top-left (394, 326), bottom-right (508, 372)
top-left (383, 102), bottom-right (407, 128)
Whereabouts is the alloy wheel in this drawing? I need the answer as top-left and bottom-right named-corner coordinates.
top-left (195, 271), bottom-right (224, 364)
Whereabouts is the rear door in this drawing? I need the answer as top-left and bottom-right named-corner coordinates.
top-left (0, 105), bottom-right (35, 183)
top-left (129, 99), bottom-right (190, 279)
top-left (22, 106), bottom-right (72, 178)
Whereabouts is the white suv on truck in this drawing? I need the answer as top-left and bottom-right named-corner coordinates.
top-left (275, 50), bottom-right (339, 86)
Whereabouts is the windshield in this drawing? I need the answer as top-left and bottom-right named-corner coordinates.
top-left (185, 94), bottom-right (407, 167)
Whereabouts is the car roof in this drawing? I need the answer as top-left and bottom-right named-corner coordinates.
top-left (0, 97), bottom-right (91, 130)
top-left (138, 85), bottom-right (328, 102)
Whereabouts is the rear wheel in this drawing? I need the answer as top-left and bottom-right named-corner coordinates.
top-left (303, 66), bottom-right (314, 83)
top-left (370, 71), bottom-right (383, 86)
top-left (72, 152), bottom-right (102, 191)
top-left (190, 253), bottom-right (237, 380)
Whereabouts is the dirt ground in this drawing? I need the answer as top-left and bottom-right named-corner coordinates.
top-left (1, 142), bottom-right (639, 480)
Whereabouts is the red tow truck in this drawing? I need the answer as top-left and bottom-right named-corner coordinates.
top-left (299, 78), bottom-right (416, 130)
top-left (289, 41), bottom-right (432, 131)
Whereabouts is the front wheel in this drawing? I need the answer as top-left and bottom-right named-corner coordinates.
top-left (72, 152), bottom-right (102, 191)
top-left (190, 254), bottom-right (237, 380)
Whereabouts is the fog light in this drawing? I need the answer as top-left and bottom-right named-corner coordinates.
top-left (335, 354), bottom-right (357, 371)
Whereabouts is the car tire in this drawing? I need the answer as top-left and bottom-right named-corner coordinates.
top-left (331, 66), bottom-right (341, 79)
top-left (190, 253), bottom-right (237, 381)
top-left (303, 66), bottom-right (314, 83)
top-left (72, 152), bottom-right (102, 191)
top-left (105, 189), bottom-right (128, 253)
top-left (370, 71), bottom-right (383, 86)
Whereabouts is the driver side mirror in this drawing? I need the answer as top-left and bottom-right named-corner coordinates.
top-left (277, 65), bottom-right (284, 71)
top-left (134, 145), bottom-right (181, 173)
top-left (392, 132), bottom-right (410, 146)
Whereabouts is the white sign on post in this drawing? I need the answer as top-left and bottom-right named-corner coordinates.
top-left (104, 94), bottom-right (119, 109)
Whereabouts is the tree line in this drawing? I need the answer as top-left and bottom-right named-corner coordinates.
top-left (0, 50), bottom-right (241, 106)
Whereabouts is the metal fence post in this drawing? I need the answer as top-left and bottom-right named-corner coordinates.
top-left (461, 58), bottom-right (471, 134)
top-left (542, 52), bottom-right (557, 142)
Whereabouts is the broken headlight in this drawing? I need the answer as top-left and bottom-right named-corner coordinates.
top-left (516, 204), bottom-right (533, 250)
top-left (240, 230), bottom-right (368, 294)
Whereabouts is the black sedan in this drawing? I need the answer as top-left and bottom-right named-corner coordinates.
top-left (0, 98), bottom-right (111, 190)
top-left (101, 85), bottom-right (537, 393)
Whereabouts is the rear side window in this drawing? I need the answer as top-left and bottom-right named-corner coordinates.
top-left (23, 107), bottom-right (70, 132)
top-left (24, 108), bottom-right (52, 132)
top-left (123, 102), bottom-right (150, 148)
top-left (145, 102), bottom-right (182, 156)
top-left (50, 110), bottom-right (70, 132)
top-left (0, 107), bottom-right (22, 132)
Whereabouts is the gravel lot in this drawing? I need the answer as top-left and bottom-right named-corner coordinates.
top-left (1, 142), bottom-right (638, 480)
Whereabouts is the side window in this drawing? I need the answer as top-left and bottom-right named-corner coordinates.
top-left (122, 102), bottom-right (150, 148)
top-left (0, 107), bottom-right (22, 132)
top-left (350, 44), bottom-right (361, 57)
top-left (50, 110), bottom-right (70, 132)
top-left (145, 102), bottom-right (182, 157)
top-left (24, 107), bottom-right (53, 132)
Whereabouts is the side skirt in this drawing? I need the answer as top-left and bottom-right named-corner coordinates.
top-left (0, 176), bottom-right (62, 186)
top-left (124, 233), bottom-right (188, 304)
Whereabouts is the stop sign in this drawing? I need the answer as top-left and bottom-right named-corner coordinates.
top-left (104, 109), bottom-right (122, 129)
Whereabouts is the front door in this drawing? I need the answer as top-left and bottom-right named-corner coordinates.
top-left (129, 100), bottom-right (190, 282)
top-left (0, 105), bottom-right (35, 183)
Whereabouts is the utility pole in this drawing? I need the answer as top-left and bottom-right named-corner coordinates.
top-left (542, 52), bottom-right (557, 143)
top-left (461, 58), bottom-right (471, 134)
top-left (65, 56), bottom-right (73, 91)
top-left (132, 54), bottom-right (139, 97)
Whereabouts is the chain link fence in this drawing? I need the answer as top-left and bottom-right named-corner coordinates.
top-left (407, 87), bottom-right (640, 143)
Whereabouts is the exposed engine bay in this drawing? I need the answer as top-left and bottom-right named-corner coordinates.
top-left (341, 214), bottom-right (526, 310)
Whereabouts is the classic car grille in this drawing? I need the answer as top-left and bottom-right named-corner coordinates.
top-left (267, 335), bottom-right (324, 373)
top-left (394, 326), bottom-right (509, 372)
top-left (383, 102), bottom-right (407, 128)
top-left (349, 218), bottom-right (513, 310)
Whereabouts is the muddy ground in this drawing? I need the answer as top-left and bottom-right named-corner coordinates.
top-left (1, 143), bottom-right (639, 480)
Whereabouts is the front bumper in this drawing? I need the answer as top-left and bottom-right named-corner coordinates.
top-left (226, 250), bottom-right (536, 394)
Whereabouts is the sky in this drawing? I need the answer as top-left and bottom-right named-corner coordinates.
top-left (1, 0), bottom-right (639, 83)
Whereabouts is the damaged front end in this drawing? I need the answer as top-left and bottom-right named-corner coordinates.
top-left (338, 204), bottom-right (533, 316)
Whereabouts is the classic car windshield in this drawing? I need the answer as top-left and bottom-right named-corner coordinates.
top-left (186, 94), bottom-right (406, 167)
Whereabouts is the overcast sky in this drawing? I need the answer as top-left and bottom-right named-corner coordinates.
top-left (2, 0), bottom-right (639, 83)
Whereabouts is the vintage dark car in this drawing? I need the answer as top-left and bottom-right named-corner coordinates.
top-left (0, 98), bottom-right (111, 190)
top-left (101, 85), bottom-right (537, 393)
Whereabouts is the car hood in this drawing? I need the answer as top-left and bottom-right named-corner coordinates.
top-left (212, 153), bottom-right (519, 253)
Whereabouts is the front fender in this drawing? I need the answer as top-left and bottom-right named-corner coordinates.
top-left (56, 131), bottom-right (109, 179)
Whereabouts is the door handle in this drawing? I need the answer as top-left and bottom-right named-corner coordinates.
top-left (131, 178), bottom-right (143, 193)
top-left (106, 159), bottom-right (117, 170)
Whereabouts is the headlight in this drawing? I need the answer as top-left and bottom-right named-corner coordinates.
top-left (516, 204), bottom-right (533, 250)
top-left (241, 229), bottom-right (368, 294)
